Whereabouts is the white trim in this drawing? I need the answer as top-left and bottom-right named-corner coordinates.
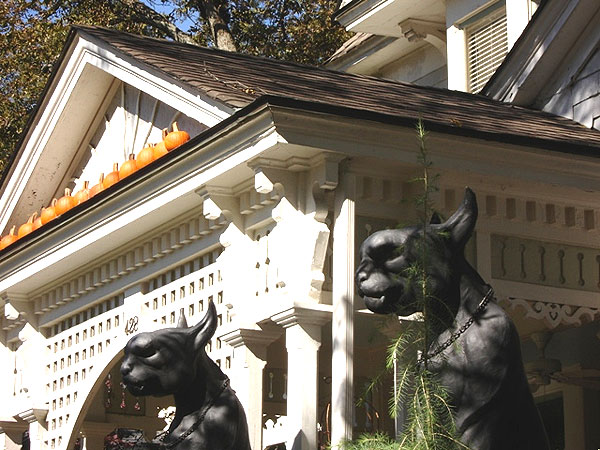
top-left (0, 33), bottom-right (234, 235)
top-left (0, 120), bottom-right (282, 295)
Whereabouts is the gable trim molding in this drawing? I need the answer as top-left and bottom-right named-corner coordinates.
top-left (0, 32), bottom-right (234, 234)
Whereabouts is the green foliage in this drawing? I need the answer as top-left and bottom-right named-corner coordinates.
top-left (344, 121), bottom-right (466, 450)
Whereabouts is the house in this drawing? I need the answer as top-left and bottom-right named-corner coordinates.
top-left (0, 1), bottom-right (599, 449)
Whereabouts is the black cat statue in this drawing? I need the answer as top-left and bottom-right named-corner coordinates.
top-left (355, 188), bottom-right (550, 450)
top-left (121, 301), bottom-right (251, 450)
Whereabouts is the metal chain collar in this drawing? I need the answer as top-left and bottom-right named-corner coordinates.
top-left (416, 288), bottom-right (494, 367)
top-left (155, 378), bottom-right (231, 449)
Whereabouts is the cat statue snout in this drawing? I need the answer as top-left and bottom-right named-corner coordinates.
top-left (120, 301), bottom-right (252, 450)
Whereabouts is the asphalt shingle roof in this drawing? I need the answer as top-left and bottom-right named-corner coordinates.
top-left (63, 26), bottom-right (600, 154)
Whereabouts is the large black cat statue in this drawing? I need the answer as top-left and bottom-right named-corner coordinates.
top-left (121, 301), bottom-right (251, 450)
top-left (355, 188), bottom-right (550, 450)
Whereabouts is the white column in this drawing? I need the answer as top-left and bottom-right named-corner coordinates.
top-left (272, 309), bottom-right (329, 450)
top-left (331, 172), bottom-right (355, 448)
top-left (221, 328), bottom-right (281, 450)
top-left (17, 410), bottom-right (47, 450)
top-left (446, 25), bottom-right (468, 92)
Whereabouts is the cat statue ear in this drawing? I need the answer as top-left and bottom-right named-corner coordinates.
top-left (189, 301), bottom-right (218, 353)
top-left (177, 308), bottom-right (188, 328)
top-left (438, 187), bottom-right (477, 250)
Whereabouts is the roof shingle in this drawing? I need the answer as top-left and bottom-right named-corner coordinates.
top-left (75, 26), bottom-right (600, 154)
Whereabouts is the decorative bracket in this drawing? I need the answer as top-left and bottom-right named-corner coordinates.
top-left (399, 19), bottom-right (447, 57)
top-left (311, 154), bottom-right (344, 223)
top-left (2, 292), bottom-right (32, 321)
top-left (196, 185), bottom-right (241, 229)
top-left (251, 165), bottom-right (300, 207)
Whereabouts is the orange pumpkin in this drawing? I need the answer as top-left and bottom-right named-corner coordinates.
top-left (137, 144), bottom-right (155, 169)
top-left (56, 188), bottom-right (77, 216)
top-left (153, 135), bottom-right (168, 160)
top-left (0, 226), bottom-right (18, 250)
top-left (18, 213), bottom-right (37, 238)
top-left (33, 215), bottom-right (42, 231)
top-left (74, 181), bottom-right (90, 205)
top-left (164, 122), bottom-right (190, 151)
top-left (119, 154), bottom-right (138, 179)
top-left (40, 199), bottom-right (58, 225)
top-left (103, 163), bottom-right (120, 189)
top-left (90, 174), bottom-right (105, 198)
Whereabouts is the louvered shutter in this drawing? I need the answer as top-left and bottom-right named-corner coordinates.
top-left (467, 11), bottom-right (508, 93)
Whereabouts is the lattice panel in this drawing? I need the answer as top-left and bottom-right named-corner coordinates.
top-left (42, 258), bottom-right (232, 450)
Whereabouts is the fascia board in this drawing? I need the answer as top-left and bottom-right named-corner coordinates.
top-left (336, 0), bottom-right (395, 30)
top-left (0, 32), bottom-right (234, 235)
top-left (483, 0), bottom-right (590, 104)
top-left (266, 102), bottom-right (600, 192)
top-left (0, 105), bottom-right (278, 296)
top-left (325, 35), bottom-right (397, 72)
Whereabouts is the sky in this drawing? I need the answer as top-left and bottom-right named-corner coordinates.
top-left (140, 0), bottom-right (197, 32)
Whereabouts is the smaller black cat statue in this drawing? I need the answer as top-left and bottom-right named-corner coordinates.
top-left (121, 301), bottom-right (251, 450)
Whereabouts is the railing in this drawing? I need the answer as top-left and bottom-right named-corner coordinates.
top-left (44, 304), bottom-right (122, 449)
top-left (40, 258), bottom-right (231, 450)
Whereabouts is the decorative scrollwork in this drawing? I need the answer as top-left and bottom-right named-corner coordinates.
top-left (124, 316), bottom-right (139, 335)
top-left (506, 297), bottom-right (599, 329)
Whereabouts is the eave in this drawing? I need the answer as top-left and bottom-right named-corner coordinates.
top-left (2, 95), bottom-right (600, 301)
top-left (334, 0), bottom-right (445, 36)
top-left (482, 0), bottom-right (600, 106)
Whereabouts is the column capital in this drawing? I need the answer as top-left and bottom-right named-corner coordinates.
top-left (15, 408), bottom-right (47, 424)
top-left (271, 306), bottom-right (331, 329)
top-left (220, 326), bottom-right (282, 349)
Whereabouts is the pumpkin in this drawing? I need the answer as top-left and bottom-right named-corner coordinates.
top-left (40, 199), bottom-right (58, 225)
top-left (90, 174), bottom-right (105, 198)
top-left (153, 134), bottom-right (168, 160)
top-left (0, 226), bottom-right (18, 250)
top-left (137, 144), bottom-right (155, 168)
top-left (103, 163), bottom-right (120, 189)
top-left (33, 215), bottom-right (42, 231)
top-left (74, 181), bottom-right (90, 205)
top-left (56, 188), bottom-right (77, 216)
top-left (119, 154), bottom-right (138, 179)
top-left (164, 122), bottom-right (190, 151)
top-left (18, 213), bottom-right (37, 238)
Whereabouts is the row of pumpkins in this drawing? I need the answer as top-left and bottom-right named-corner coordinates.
top-left (0, 123), bottom-right (190, 250)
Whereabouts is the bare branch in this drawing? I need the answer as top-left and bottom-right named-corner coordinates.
top-left (116, 0), bottom-right (197, 45)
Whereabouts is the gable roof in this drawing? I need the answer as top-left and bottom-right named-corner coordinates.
top-left (75, 26), bottom-right (600, 154)
top-left (3, 23), bottom-right (600, 207)
top-left (482, 0), bottom-right (600, 107)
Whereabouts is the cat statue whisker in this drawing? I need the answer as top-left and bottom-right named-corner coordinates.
top-left (121, 301), bottom-right (251, 450)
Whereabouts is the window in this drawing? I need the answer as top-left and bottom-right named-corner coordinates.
top-left (465, 1), bottom-right (508, 93)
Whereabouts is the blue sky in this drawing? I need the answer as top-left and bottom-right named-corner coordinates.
top-left (141, 0), bottom-right (197, 32)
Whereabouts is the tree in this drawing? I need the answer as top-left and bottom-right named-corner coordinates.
top-left (0, 0), bottom-right (349, 174)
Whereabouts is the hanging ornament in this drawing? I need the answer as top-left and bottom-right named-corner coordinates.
top-left (104, 373), bottom-right (113, 408)
top-left (120, 381), bottom-right (126, 409)
top-left (134, 398), bottom-right (141, 411)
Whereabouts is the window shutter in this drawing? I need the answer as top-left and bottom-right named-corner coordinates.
top-left (467, 11), bottom-right (508, 93)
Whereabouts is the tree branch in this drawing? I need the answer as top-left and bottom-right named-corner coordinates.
top-left (116, 0), bottom-right (197, 45)
top-left (194, 0), bottom-right (237, 51)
